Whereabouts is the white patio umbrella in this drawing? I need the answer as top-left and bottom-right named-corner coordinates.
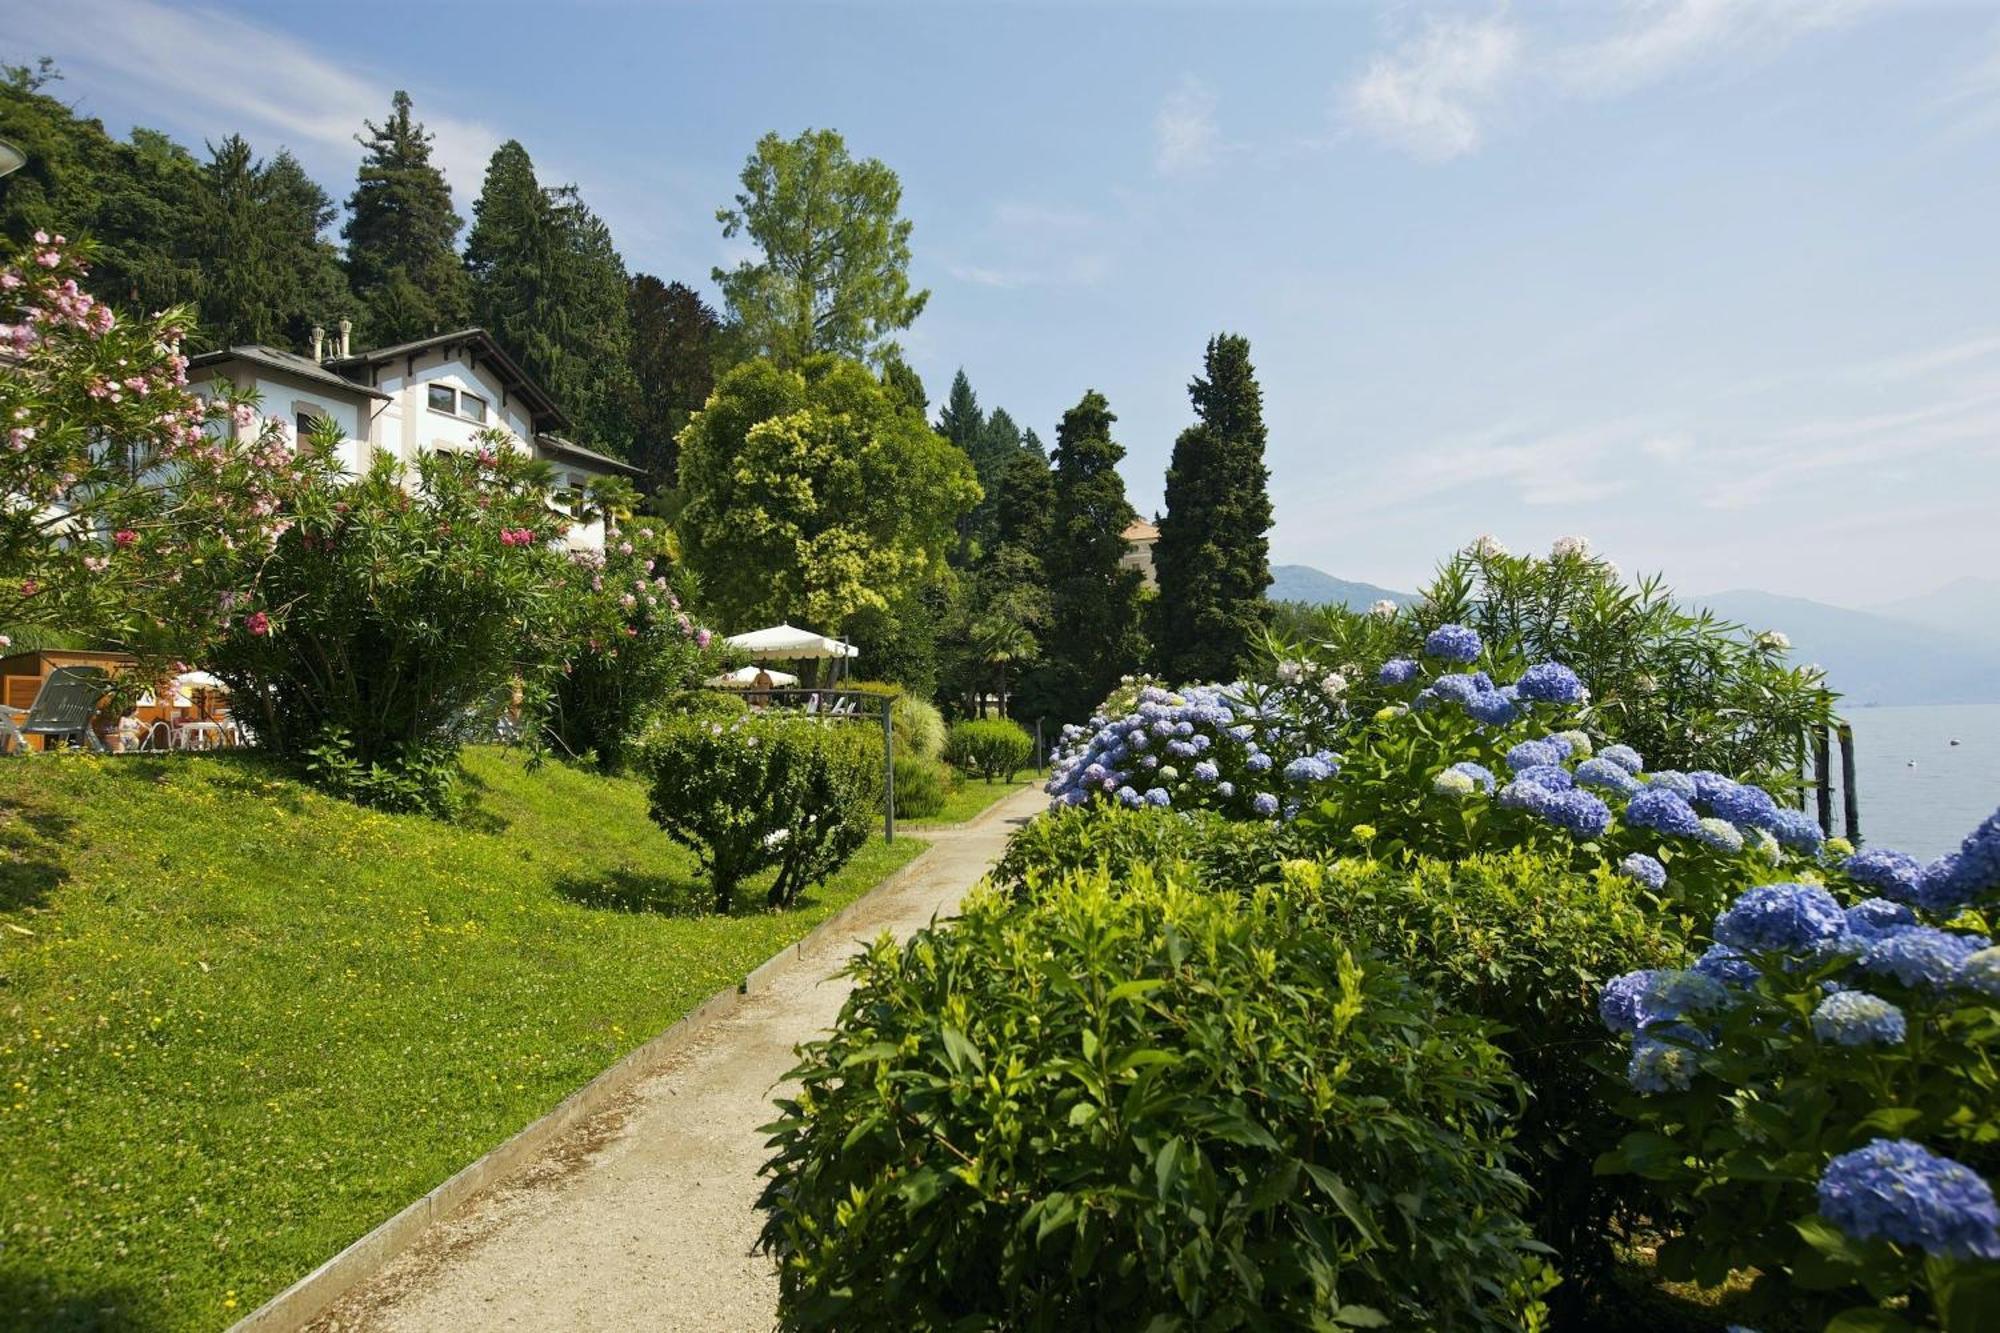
top-left (722, 624), bottom-right (859, 660)
top-left (705, 665), bottom-right (799, 689)
top-left (174, 670), bottom-right (227, 690)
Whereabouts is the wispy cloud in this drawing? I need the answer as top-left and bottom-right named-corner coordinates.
top-left (1344, 0), bottom-right (1879, 160)
top-left (1344, 15), bottom-right (1523, 161)
top-left (942, 202), bottom-right (1112, 290)
top-left (1154, 76), bottom-right (1223, 176)
top-left (1363, 420), bottom-right (1645, 508)
top-left (11, 0), bottom-right (500, 206)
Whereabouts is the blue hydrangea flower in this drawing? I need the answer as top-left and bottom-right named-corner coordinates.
top-left (1514, 662), bottom-right (1585, 703)
top-left (1430, 673), bottom-right (1486, 704)
top-left (1245, 751), bottom-right (1273, 774)
top-left (1600, 743), bottom-right (1644, 774)
top-left (1464, 690), bottom-right (1519, 725)
top-left (1423, 623), bottom-right (1483, 663)
top-left (1960, 947), bottom-right (2000, 1000)
top-left (1192, 760), bottom-right (1220, 784)
top-left (1283, 755), bottom-right (1336, 784)
top-left (1514, 764), bottom-right (1575, 791)
top-left (1844, 847), bottom-right (1925, 904)
top-left (1709, 782), bottom-right (1783, 832)
top-left (1506, 739), bottom-right (1565, 772)
top-left (1714, 882), bottom-right (1848, 956)
top-left (1624, 787), bottom-right (1703, 838)
top-left (1143, 787), bottom-right (1171, 808)
top-left (1811, 991), bottom-right (1906, 1046)
top-left (1619, 852), bottom-right (1667, 891)
top-left (1600, 969), bottom-right (1726, 1034)
top-left (1817, 1139), bottom-right (2000, 1260)
top-left (1627, 1035), bottom-right (1701, 1094)
top-left (1858, 927), bottom-right (1992, 989)
top-left (1115, 785), bottom-right (1142, 808)
top-left (1546, 788), bottom-right (1611, 838)
top-left (1844, 898), bottom-right (1916, 940)
top-left (1251, 792), bottom-right (1279, 818)
top-left (1696, 817), bottom-right (1745, 853)
top-left (1577, 757), bottom-right (1642, 797)
top-left (1540, 732), bottom-right (1575, 760)
top-left (1688, 770), bottom-right (1737, 802)
top-left (1448, 761), bottom-right (1497, 793)
top-left (1771, 808), bottom-right (1825, 853)
top-left (1646, 770), bottom-right (1698, 801)
top-left (1377, 658), bottom-right (1420, 686)
top-left (1693, 943), bottom-right (1760, 986)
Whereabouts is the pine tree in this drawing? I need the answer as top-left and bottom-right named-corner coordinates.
top-left (879, 350), bottom-right (927, 414)
top-left (627, 274), bottom-right (723, 495)
top-left (1153, 333), bottom-right (1275, 683)
top-left (196, 137), bottom-right (349, 349)
top-left (1038, 391), bottom-right (1144, 722)
top-left (935, 369), bottom-right (982, 453)
top-left (344, 91), bottom-right (470, 344)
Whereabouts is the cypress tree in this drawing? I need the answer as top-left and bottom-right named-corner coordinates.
top-left (344, 91), bottom-right (471, 344)
top-left (1040, 390), bottom-right (1144, 721)
top-left (1153, 333), bottom-right (1275, 683)
top-left (628, 274), bottom-right (724, 494)
top-left (196, 137), bottom-right (348, 349)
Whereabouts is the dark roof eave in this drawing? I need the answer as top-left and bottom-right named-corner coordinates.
top-left (326, 328), bottom-right (571, 431)
top-left (536, 434), bottom-right (644, 478)
top-left (188, 346), bottom-right (391, 401)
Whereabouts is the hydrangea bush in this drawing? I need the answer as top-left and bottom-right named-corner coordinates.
top-left (1596, 806), bottom-right (2000, 1329)
top-left (1045, 681), bottom-right (1340, 820)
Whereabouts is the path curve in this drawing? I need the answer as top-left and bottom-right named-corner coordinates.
top-left (312, 783), bottom-right (1046, 1333)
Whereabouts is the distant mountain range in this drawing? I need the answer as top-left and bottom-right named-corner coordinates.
top-left (1267, 567), bottom-right (2000, 707)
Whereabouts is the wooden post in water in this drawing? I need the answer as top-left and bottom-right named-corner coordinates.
top-left (1838, 721), bottom-right (1860, 843)
top-left (1814, 725), bottom-right (1834, 837)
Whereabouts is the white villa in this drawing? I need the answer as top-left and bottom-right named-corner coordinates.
top-left (188, 323), bottom-right (642, 550)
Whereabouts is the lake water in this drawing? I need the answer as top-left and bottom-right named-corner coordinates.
top-left (1840, 704), bottom-right (2000, 859)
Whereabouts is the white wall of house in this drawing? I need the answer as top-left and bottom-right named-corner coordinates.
top-left (371, 348), bottom-right (537, 461)
top-left (192, 371), bottom-right (374, 476)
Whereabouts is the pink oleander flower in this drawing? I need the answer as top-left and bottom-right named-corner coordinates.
top-left (696, 628), bottom-right (712, 649)
top-left (113, 529), bottom-right (137, 548)
top-left (244, 611), bottom-right (271, 637)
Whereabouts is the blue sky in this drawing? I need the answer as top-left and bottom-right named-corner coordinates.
top-left (12, 0), bottom-right (2000, 606)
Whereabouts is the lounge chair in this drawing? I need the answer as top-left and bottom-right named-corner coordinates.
top-left (0, 667), bottom-right (112, 754)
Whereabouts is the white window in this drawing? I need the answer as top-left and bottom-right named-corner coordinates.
top-left (460, 391), bottom-right (488, 424)
top-left (427, 383), bottom-right (456, 414)
top-left (426, 383), bottom-right (493, 425)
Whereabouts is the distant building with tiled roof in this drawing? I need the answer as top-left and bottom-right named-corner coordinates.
top-left (1121, 519), bottom-right (1160, 588)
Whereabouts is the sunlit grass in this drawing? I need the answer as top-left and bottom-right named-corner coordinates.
top-left (903, 772), bottom-right (1040, 827)
top-left (0, 746), bottom-right (922, 1331)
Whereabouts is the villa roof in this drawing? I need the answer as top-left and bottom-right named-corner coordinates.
top-left (536, 433), bottom-right (645, 479)
top-left (327, 328), bottom-right (571, 432)
top-left (188, 344), bottom-right (391, 401)
top-left (1122, 519), bottom-right (1160, 542)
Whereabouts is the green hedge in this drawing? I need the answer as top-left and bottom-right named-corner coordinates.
top-left (759, 868), bottom-right (1553, 1329)
top-left (990, 800), bottom-right (1287, 897)
top-left (890, 754), bottom-right (955, 820)
top-left (942, 718), bottom-right (1033, 781)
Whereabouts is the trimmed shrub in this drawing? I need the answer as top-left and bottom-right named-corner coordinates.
top-left (1297, 852), bottom-right (1689, 1317)
top-left (759, 868), bottom-right (1554, 1330)
top-left (890, 754), bottom-right (954, 820)
top-left (943, 718), bottom-right (1032, 781)
top-left (643, 714), bottom-right (882, 912)
top-left (891, 693), bottom-right (947, 761)
top-left (991, 801), bottom-right (1288, 897)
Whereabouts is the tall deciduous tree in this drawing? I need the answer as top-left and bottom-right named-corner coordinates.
top-left (676, 357), bottom-right (978, 632)
top-left (464, 140), bottom-right (635, 453)
top-left (627, 274), bottom-right (723, 494)
top-left (344, 91), bottom-right (470, 344)
top-left (1038, 391), bottom-right (1145, 722)
top-left (1154, 333), bottom-right (1274, 682)
top-left (713, 129), bottom-right (928, 366)
top-left (196, 137), bottom-right (350, 350)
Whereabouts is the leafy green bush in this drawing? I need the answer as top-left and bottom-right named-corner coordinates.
top-left (1297, 852), bottom-right (1689, 1317)
top-left (991, 800), bottom-right (1288, 898)
top-left (209, 439), bottom-right (569, 816)
top-left (943, 717), bottom-right (1032, 781)
top-left (891, 693), bottom-right (947, 761)
top-left (759, 868), bottom-right (1554, 1330)
top-left (890, 754), bottom-right (954, 820)
top-left (643, 715), bottom-right (883, 912)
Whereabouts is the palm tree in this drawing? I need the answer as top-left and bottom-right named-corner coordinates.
top-left (970, 614), bottom-right (1036, 719)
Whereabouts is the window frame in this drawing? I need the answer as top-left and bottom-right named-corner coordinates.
top-left (426, 383), bottom-right (458, 416)
top-left (459, 390), bottom-right (488, 424)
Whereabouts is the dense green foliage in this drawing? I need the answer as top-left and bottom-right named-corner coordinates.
top-left (713, 128), bottom-right (927, 366)
top-left (205, 435), bottom-right (570, 814)
top-left (760, 869), bottom-right (1553, 1330)
top-left (626, 274), bottom-right (724, 495)
top-left (891, 693), bottom-right (947, 760)
top-left (1153, 333), bottom-right (1274, 683)
top-left (0, 747), bottom-right (922, 1332)
top-left (342, 91), bottom-right (472, 345)
top-left (1038, 391), bottom-right (1146, 723)
top-left (943, 717), bottom-right (1033, 781)
top-left (196, 135), bottom-right (351, 350)
top-left (676, 356), bottom-right (978, 631)
top-left (990, 800), bottom-right (1287, 897)
top-left (890, 753), bottom-right (955, 819)
top-left (644, 714), bottom-right (884, 911)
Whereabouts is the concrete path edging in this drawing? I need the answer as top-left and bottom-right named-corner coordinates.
top-left (228, 836), bottom-right (941, 1333)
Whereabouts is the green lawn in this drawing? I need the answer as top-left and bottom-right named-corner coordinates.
top-left (0, 747), bottom-right (923, 1331)
top-left (903, 772), bottom-right (1041, 827)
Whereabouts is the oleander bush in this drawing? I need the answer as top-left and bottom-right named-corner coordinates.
top-left (759, 868), bottom-right (1556, 1330)
top-left (1596, 809), bottom-right (2000, 1331)
top-left (943, 717), bottom-right (1033, 781)
top-left (890, 754), bottom-right (954, 820)
top-left (643, 714), bottom-right (883, 911)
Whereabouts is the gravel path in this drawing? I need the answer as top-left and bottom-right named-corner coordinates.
top-left (312, 784), bottom-right (1045, 1333)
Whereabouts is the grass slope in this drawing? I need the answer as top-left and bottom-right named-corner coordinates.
top-left (0, 748), bottom-right (922, 1331)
